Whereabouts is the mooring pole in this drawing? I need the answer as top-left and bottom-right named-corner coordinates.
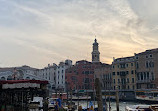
top-left (116, 86), bottom-right (119, 111)
top-left (109, 89), bottom-right (111, 111)
top-left (70, 89), bottom-right (72, 109)
top-left (95, 78), bottom-right (103, 111)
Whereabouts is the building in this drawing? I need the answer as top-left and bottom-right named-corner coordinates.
top-left (66, 60), bottom-right (105, 91)
top-left (135, 49), bottom-right (158, 89)
top-left (0, 65), bottom-right (40, 81)
top-left (92, 38), bottom-right (100, 63)
top-left (112, 56), bottom-right (136, 91)
top-left (55, 60), bottom-right (72, 91)
top-left (36, 59), bottom-right (72, 92)
top-left (66, 38), bottom-right (107, 91)
top-left (94, 64), bottom-right (112, 90)
top-left (36, 64), bottom-right (57, 91)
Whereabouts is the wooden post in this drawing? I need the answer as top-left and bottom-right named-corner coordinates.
top-left (116, 86), bottom-right (119, 111)
top-left (95, 78), bottom-right (103, 111)
top-left (77, 86), bottom-right (79, 108)
top-left (67, 90), bottom-right (69, 102)
top-left (87, 89), bottom-right (88, 109)
top-left (109, 90), bottom-right (111, 111)
top-left (70, 89), bottom-right (72, 109)
top-left (105, 95), bottom-right (107, 111)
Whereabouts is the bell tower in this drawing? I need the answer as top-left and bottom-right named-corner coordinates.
top-left (92, 38), bottom-right (100, 63)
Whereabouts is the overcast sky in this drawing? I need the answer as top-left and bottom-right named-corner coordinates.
top-left (0, 0), bottom-right (158, 68)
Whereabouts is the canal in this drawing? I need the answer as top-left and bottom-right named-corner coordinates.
top-left (74, 101), bottom-right (148, 111)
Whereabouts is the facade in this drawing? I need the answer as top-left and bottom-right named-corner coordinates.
top-left (135, 49), bottom-right (158, 89)
top-left (112, 56), bottom-right (136, 91)
top-left (36, 59), bottom-right (72, 92)
top-left (55, 60), bottom-right (72, 91)
top-left (66, 60), bottom-right (105, 91)
top-left (66, 38), bottom-right (105, 91)
top-left (94, 65), bottom-right (112, 90)
top-left (92, 39), bottom-right (100, 63)
top-left (0, 65), bottom-right (40, 81)
top-left (112, 48), bottom-right (158, 91)
top-left (36, 64), bottom-right (57, 91)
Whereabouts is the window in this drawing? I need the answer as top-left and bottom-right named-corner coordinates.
top-left (136, 62), bottom-right (139, 69)
top-left (146, 55), bottom-right (148, 58)
top-left (151, 72), bottom-right (154, 80)
top-left (133, 85), bottom-right (135, 90)
top-left (1, 77), bottom-right (5, 80)
top-left (126, 71), bottom-right (129, 74)
top-left (146, 61), bottom-right (148, 68)
top-left (152, 62), bottom-right (154, 67)
top-left (141, 73), bottom-right (143, 80)
top-left (118, 65), bottom-right (119, 68)
top-left (126, 64), bottom-right (128, 67)
top-left (128, 85), bottom-right (129, 89)
top-left (114, 79), bottom-right (115, 84)
top-left (113, 65), bottom-right (115, 69)
top-left (85, 71), bottom-right (90, 74)
top-left (118, 79), bottom-right (120, 83)
top-left (114, 86), bottom-right (115, 90)
top-left (127, 78), bottom-right (129, 83)
top-left (120, 64), bottom-right (126, 68)
top-left (144, 72), bottom-right (146, 80)
top-left (147, 72), bottom-right (149, 79)
top-left (117, 72), bottom-right (120, 75)
top-left (131, 70), bottom-right (134, 74)
top-left (132, 78), bottom-right (134, 83)
top-left (150, 54), bottom-right (153, 58)
top-left (113, 72), bottom-right (115, 75)
top-left (137, 74), bottom-right (140, 80)
top-left (131, 63), bottom-right (133, 66)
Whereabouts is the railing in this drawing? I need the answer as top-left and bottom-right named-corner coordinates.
top-left (136, 80), bottom-right (151, 83)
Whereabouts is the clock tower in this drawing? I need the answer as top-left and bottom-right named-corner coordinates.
top-left (92, 38), bottom-right (100, 63)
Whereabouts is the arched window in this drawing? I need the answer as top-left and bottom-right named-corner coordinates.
top-left (7, 75), bottom-right (12, 80)
top-left (1, 77), bottom-right (5, 80)
top-left (26, 77), bottom-right (30, 80)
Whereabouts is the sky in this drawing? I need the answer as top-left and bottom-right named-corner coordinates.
top-left (0, 0), bottom-right (158, 68)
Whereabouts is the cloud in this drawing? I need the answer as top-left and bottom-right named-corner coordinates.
top-left (0, 0), bottom-right (158, 68)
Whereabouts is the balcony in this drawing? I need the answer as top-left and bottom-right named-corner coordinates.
top-left (136, 80), bottom-right (152, 83)
top-left (120, 73), bottom-right (126, 77)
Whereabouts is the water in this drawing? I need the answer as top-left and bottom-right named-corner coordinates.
top-left (74, 101), bottom-right (148, 111)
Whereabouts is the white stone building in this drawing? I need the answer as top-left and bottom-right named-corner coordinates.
top-left (0, 60), bottom-right (72, 92)
top-left (36, 63), bottom-right (57, 91)
top-left (36, 59), bottom-right (72, 92)
top-left (0, 65), bottom-right (42, 81)
top-left (55, 60), bottom-right (72, 91)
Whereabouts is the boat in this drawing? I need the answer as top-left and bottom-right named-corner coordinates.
top-left (125, 104), bottom-right (158, 111)
top-left (136, 91), bottom-right (158, 103)
top-left (48, 97), bottom-right (77, 110)
top-left (29, 97), bottom-right (43, 111)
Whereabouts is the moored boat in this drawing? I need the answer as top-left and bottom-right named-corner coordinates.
top-left (125, 104), bottom-right (158, 111)
top-left (136, 91), bottom-right (158, 103)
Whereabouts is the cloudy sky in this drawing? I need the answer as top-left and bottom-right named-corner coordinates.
top-left (0, 0), bottom-right (158, 68)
